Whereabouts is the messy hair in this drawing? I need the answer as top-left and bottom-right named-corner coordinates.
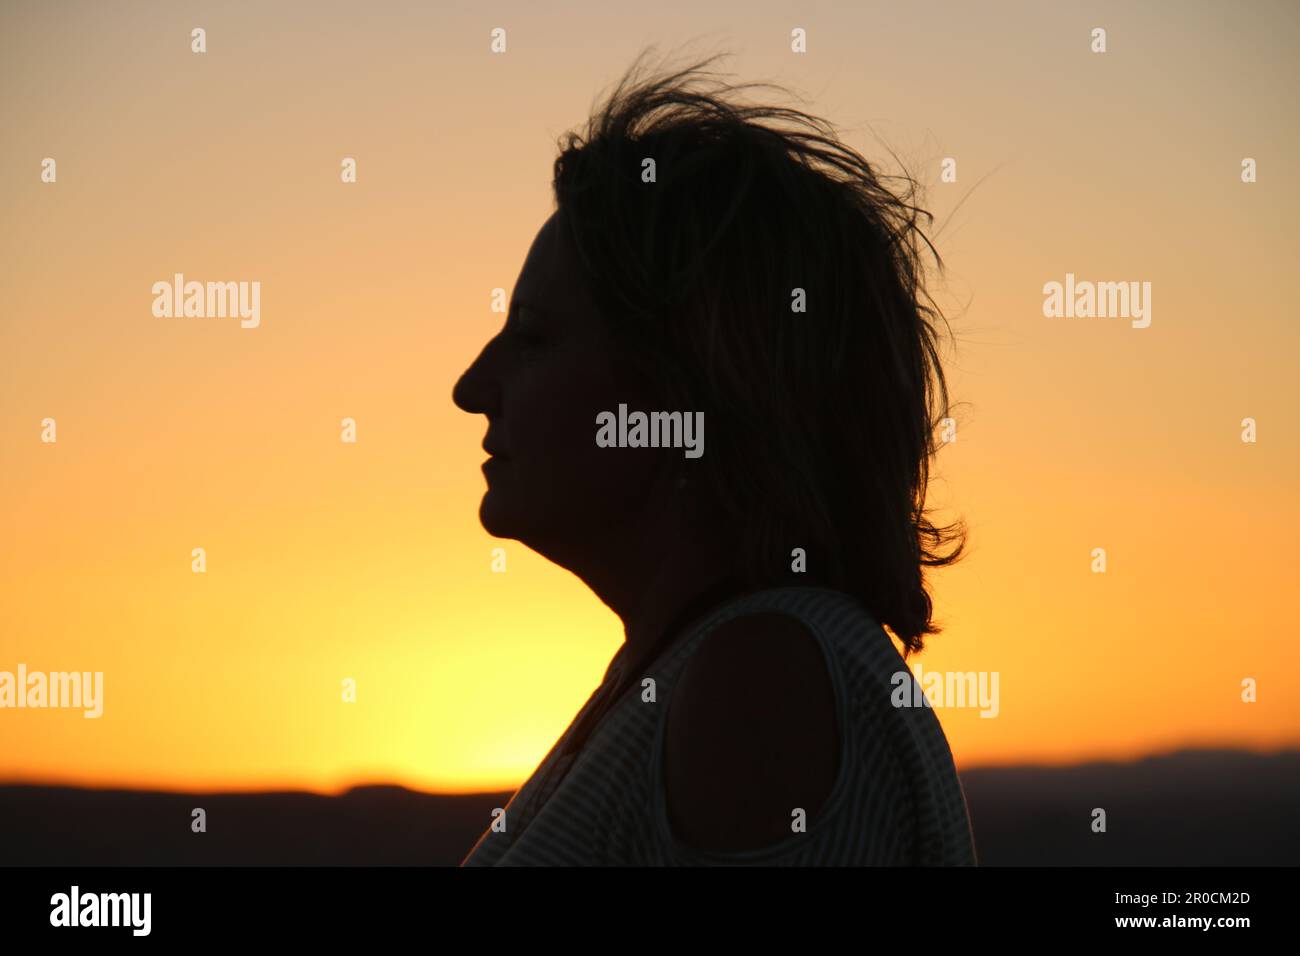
top-left (551, 49), bottom-right (967, 654)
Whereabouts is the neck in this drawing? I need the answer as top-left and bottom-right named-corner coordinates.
top-left (616, 543), bottom-right (737, 674)
top-left (536, 495), bottom-right (739, 675)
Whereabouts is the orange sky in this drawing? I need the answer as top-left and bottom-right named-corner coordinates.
top-left (2, 0), bottom-right (1298, 794)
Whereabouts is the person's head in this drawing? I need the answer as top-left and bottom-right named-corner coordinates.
top-left (453, 50), bottom-right (966, 653)
top-left (451, 209), bottom-right (683, 575)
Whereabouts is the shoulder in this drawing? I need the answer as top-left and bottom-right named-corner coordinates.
top-left (663, 609), bottom-right (841, 853)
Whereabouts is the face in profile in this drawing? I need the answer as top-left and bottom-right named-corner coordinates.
top-left (452, 211), bottom-right (669, 562)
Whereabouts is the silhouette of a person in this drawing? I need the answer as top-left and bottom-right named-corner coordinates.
top-left (452, 51), bottom-right (974, 866)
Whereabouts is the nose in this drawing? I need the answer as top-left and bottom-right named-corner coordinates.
top-left (452, 338), bottom-right (500, 416)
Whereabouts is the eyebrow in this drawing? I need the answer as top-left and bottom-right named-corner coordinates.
top-left (509, 296), bottom-right (561, 320)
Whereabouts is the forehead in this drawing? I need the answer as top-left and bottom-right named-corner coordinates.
top-left (513, 212), bottom-right (600, 320)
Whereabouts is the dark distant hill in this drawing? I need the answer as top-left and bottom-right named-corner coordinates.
top-left (961, 748), bottom-right (1300, 865)
top-left (1, 748), bottom-right (1296, 865)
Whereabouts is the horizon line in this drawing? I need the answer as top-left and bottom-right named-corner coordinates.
top-left (3, 742), bottom-right (1298, 799)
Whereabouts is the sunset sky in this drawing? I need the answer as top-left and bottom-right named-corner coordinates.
top-left (2, 0), bottom-right (1297, 794)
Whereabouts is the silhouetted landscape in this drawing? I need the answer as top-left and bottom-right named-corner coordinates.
top-left (2, 748), bottom-right (1296, 866)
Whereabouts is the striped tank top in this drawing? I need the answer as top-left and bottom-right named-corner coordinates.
top-left (460, 585), bottom-right (978, 866)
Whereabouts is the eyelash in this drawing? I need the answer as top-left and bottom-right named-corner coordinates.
top-left (509, 326), bottom-right (547, 354)
top-left (510, 309), bottom-right (549, 351)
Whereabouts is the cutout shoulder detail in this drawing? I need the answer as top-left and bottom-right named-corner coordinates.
top-left (661, 610), bottom-right (843, 854)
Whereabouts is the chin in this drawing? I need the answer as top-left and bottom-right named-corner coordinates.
top-left (479, 487), bottom-right (538, 543)
top-left (478, 489), bottom-right (513, 538)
